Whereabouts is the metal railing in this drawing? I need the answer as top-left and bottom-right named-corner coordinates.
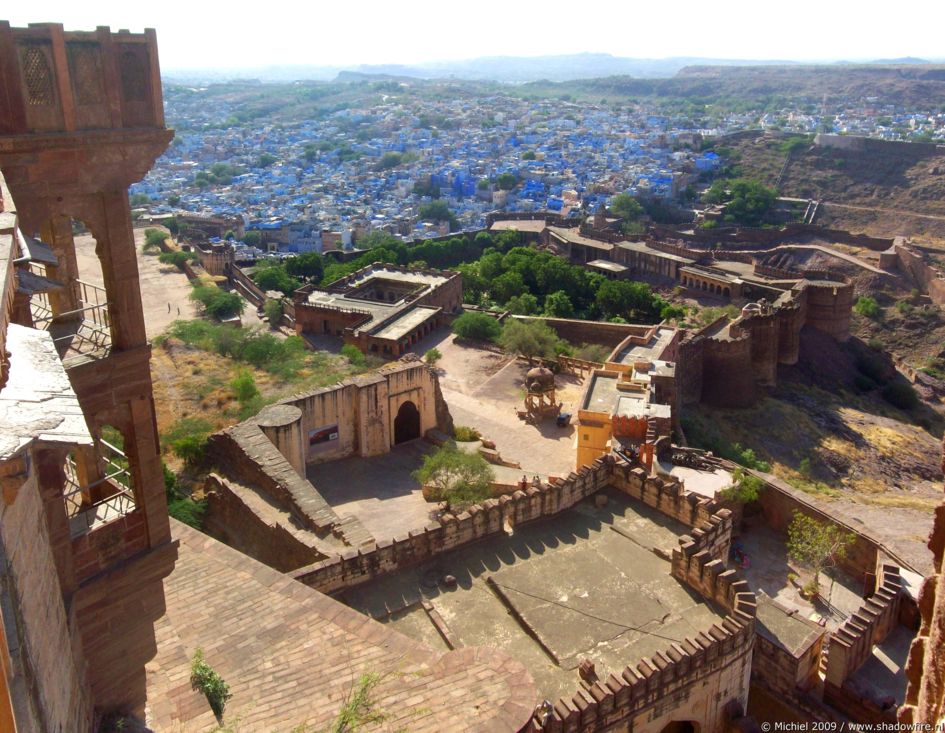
top-left (63, 438), bottom-right (136, 538)
top-left (28, 276), bottom-right (112, 359)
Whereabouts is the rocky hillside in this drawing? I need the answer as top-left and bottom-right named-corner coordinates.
top-left (717, 131), bottom-right (945, 240)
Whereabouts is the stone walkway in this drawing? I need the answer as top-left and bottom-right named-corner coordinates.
top-left (144, 520), bottom-right (537, 732)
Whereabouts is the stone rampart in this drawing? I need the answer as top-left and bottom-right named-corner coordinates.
top-left (530, 614), bottom-right (754, 732)
top-left (649, 222), bottom-right (894, 252)
top-left (894, 241), bottom-right (945, 306)
top-left (203, 474), bottom-right (326, 572)
top-left (206, 422), bottom-right (354, 541)
top-left (701, 333), bottom-right (755, 407)
top-left (230, 263), bottom-right (267, 307)
top-left (532, 468), bottom-right (753, 733)
top-left (511, 314), bottom-right (655, 348)
top-left (752, 614), bottom-right (825, 700)
top-left (824, 564), bottom-right (903, 687)
top-left (292, 456), bottom-right (617, 593)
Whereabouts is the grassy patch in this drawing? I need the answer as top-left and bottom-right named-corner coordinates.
top-left (167, 320), bottom-right (333, 381)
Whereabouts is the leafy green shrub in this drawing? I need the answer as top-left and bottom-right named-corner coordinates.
top-left (854, 374), bottom-right (878, 392)
top-left (230, 369), bottom-right (259, 404)
top-left (190, 649), bottom-right (232, 719)
top-left (170, 435), bottom-right (208, 465)
top-left (882, 381), bottom-right (919, 410)
top-left (867, 337), bottom-right (884, 351)
top-left (452, 312), bottom-right (502, 342)
top-left (341, 343), bottom-right (366, 367)
top-left (163, 417), bottom-right (212, 465)
top-left (158, 250), bottom-right (197, 268)
top-left (424, 347), bottom-right (442, 366)
top-left (575, 343), bottom-right (610, 363)
top-left (166, 321), bottom-right (312, 380)
top-left (853, 296), bottom-right (880, 319)
top-left (168, 496), bottom-right (207, 529)
top-left (719, 468), bottom-right (764, 503)
top-left (252, 266), bottom-right (302, 296)
top-left (453, 426), bottom-right (481, 442)
top-left (263, 298), bottom-right (284, 324)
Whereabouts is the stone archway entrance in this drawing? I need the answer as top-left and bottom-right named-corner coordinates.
top-left (394, 400), bottom-right (421, 444)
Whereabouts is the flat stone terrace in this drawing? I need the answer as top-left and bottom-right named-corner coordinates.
top-left (145, 520), bottom-right (536, 732)
top-left (339, 487), bottom-right (726, 701)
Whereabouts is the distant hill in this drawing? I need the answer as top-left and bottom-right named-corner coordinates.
top-left (714, 131), bottom-right (945, 240)
top-left (165, 53), bottom-right (802, 84)
top-left (521, 64), bottom-right (945, 107)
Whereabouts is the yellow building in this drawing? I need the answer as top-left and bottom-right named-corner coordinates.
top-left (576, 326), bottom-right (677, 470)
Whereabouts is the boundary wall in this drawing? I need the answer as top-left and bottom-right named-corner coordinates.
top-left (824, 564), bottom-right (903, 688)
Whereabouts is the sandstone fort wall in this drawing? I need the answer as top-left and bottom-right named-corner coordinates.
top-left (203, 474), bottom-right (325, 572)
top-left (0, 454), bottom-right (93, 732)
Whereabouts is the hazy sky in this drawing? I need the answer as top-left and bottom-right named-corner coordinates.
top-left (5, 0), bottom-right (945, 70)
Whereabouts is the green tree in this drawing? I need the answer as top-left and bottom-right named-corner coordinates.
top-left (522, 150), bottom-right (536, 160)
top-left (263, 298), bottom-right (284, 325)
top-left (710, 178), bottom-right (777, 226)
top-left (252, 266), bottom-right (302, 297)
top-left (190, 285), bottom-right (245, 320)
top-left (452, 312), bottom-right (502, 342)
top-left (165, 215), bottom-right (180, 236)
top-left (376, 151), bottom-right (403, 170)
top-left (498, 319), bottom-right (561, 363)
top-left (786, 511), bottom-right (855, 594)
top-left (418, 200), bottom-right (458, 231)
top-left (543, 290), bottom-right (575, 318)
top-left (491, 271), bottom-right (526, 305)
top-left (167, 194), bottom-right (181, 207)
top-left (243, 231), bottom-right (263, 247)
top-left (495, 173), bottom-right (518, 191)
top-left (496, 172), bottom-right (518, 190)
top-left (357, 230), bottom-right (402, 250)
top-left (610, 193), bottom-right (643, 222)
top-left (412, 443), bottom-right (494, 512)
top-left (144, 228), bottom-right (169, 250)
top-left (505, 292), bottom-right (539, 315)
top-left (285, 251), bottom-right (324, 281)
top-left (130, 192), bottom-right (150, 206)
top-left (256, 153), bottom-right (277, 168)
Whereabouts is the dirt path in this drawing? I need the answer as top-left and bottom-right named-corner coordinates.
top-left (73, 228), bottom-right (198, 338)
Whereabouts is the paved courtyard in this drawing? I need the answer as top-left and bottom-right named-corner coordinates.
top-left (339, 487), bottom-right (725, 701)
top-left (308, 441), bottom-right (437, 540)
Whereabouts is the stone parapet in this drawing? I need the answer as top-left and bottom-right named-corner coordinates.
top-left (824, 563), bottom-right (903, 687)
top-left (292, 455), bottom-right (617, 593)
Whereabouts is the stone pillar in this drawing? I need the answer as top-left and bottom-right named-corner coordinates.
top-left (39, 213), bottom-right (82, 321)
top-left (256, 404), bottom-right (305, 476)
top-left (72, 443), bottom-right (105, 504)
top-left (128, 396), bottom-right (170, 547)
top-left (35, 446), bottom-right (77, 600)
top-left (90, 190), bottom-right (147, 351)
